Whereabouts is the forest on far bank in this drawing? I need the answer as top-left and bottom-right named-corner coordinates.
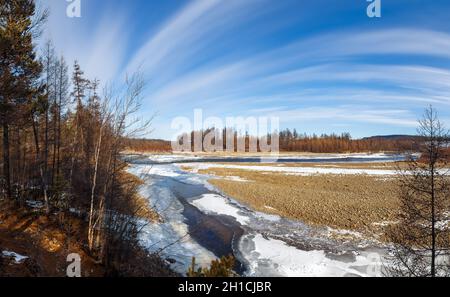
top-left (125, 130), bottom-right (422, 154)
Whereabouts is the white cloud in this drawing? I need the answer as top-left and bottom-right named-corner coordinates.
top-left (260, 107), bottom-right (417, 127)
top-left (38, 0), bottom-right (129, 83)
top-left (140, 27), bottom-right (450, 110)
top-left (37, 0), bottom-right (450, 138)
top-left (124, 0), bottom-right (261, 83)
top-left (260, 64), bottom-right (450, 95)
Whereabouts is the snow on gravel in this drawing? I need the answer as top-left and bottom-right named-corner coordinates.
top-left (181, 163), bottom-right (398, 176)
top-left (221, 176), bottom-right (249, 182)
top-left (191, 194), bottom-right (250, 225)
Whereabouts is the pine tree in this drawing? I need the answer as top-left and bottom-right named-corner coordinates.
top-left (0, 0), bottom-right (44, 201)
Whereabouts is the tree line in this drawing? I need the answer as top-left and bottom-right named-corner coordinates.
top-left (124, 138), bottom-right (172, 153)
top-left (169, 128), bottom-right (419, 153)
top-left (278, 130), bottom-right (419, 153)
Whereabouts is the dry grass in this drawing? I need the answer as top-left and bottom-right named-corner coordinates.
top-left (120, 172), bottom-right (161, 222)
top-left (133, 194), bottom-right (161, 222)
top-left (193, 167), bottom-right (400, 234)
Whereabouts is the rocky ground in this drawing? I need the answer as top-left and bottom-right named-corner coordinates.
top-left (182, 165), bottom-right (400, 237)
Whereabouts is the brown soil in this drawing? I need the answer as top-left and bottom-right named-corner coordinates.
top-left (0, 200), bottom-right (104, 277)
top-left (0, 199), bottom-right (176, 277)
top-left (193, 167), bottom-right (400, 234)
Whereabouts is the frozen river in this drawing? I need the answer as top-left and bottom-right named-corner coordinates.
top-left (126, 153), bottom-right (406, 276)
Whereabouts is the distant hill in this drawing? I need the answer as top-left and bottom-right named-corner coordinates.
top-left (361, 135), bottom-right (418, 141)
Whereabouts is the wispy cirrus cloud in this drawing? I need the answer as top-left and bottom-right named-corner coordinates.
top-left (40, 0), bottom-right (450, 139)
top-left (38, 0), bottom-right (130, 82)
top-left (255, 106), bottom-right (418, 127)
top-left (142, 28), bottom-right (450, 112)
top-left (124, 0), bottom-right (266, 85)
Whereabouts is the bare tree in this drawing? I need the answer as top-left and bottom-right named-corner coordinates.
top-left (386, 106), bottom-right (450, 277)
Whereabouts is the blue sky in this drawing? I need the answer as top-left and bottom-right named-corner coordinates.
top-left (39, 0), bottom-right (450, 140)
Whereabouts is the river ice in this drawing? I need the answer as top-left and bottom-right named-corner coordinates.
top-left (128, 164), bottom-right (217, 273)
top-left (191, 194), bottom-right (250, 225)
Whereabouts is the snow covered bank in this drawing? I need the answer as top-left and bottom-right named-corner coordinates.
top-left (181, 163), bottom-right (399, 176)
top-left (127, 164), bottom-right (217, 274)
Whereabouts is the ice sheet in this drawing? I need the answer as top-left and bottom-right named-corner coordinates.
top-left (191, 194), bottom-right (250, 225)
top-left (240, 234), bottom-right (383, 277)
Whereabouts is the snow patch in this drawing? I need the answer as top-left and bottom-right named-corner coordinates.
top-left (241, 234), bottom-right (383, 277)
top-left (221, 176), bottom-right (249, 182)
top-left (191, 194), bottom-right (250, 225)
top-left (2, 251), bottom-right (29, 264)
top-left (182, 163), bottom-right (398, 176)
top-left (264, 205), bottom-right (278, 212)
top-left (147, 154), bottom-right (201, 163)
top-left (326, 227), bottom-right (364, 238)
top-left (26, 200), bottom-right (44, 209)
top-left (128, 164), bottom-right (181, 177)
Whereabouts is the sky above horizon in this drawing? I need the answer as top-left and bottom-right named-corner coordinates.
top-left (39, 0), bottom-right (450, 140)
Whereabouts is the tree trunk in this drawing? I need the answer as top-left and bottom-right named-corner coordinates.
top-left (430, 152), bottom-right (436, 277)
top-left (88, 121), bottom-right (104, 252)
top-left (2, 122), bottom-right (11, 200)
top-left (31, 113), bottom-right (50, 213)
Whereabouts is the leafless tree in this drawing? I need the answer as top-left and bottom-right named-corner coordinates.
top-left (386, 106), bottom-right (450, 277)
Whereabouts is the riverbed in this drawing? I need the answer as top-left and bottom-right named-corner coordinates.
top-left (126, 153), bottom-right (406, 276)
